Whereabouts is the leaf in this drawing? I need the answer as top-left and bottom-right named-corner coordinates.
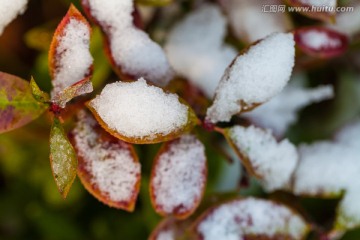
top-left (285, 0), bottom-right (336, 23)
top-left (49, 117), bottom-right (77, 198)
top-left (49, 4), bottom-right (93, 106)
top-left (192, 197), bottom-right (310, 240)
top-left (222, 125), bottom-right (298, 192)
top-left (80, 0), bottom-right (174, 87)
top-left (0, 0), bottom-right (28, 36)
top-left (135, 0), bottom-right (172, 6)
top-left (205, 33), bottom-right (295, 124)
top-left (294, 27), bottom-right (349, 58)
top-left (0, 72), bottom-right (47, 134)
top-left (30, 77), bottom-right (50, 103)
top-left (87, 78), bottom-right (199, 144)
top-left (150, 135), bottom-right (207, 219)
top-left (71, 111), bottom-right (141, 211)
top-left (149, 218), bottom-right (191, 240)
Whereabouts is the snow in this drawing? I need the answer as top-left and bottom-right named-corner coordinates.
top-left (72, 111), bottom-right (141, 203)
top-left (51, 18), bottom-right (93, 99)
top-left (0, 0), bottom-right (28, 35)
top-left (243, 80), bottom-right (334, 136)
top-left (335, 119), bottom-right (360, 149)
top-left (165, 4), bottom-right (237, 98)
top-left (151, 135), bottom-right (206, 215)
top-left (299, 0), bottom-right (336, 8)
top-left (225, 0), bottom-right (292, 43)
top-left (196, 198), bottom-right (308, 240)
top-left (85, 0), bottom-right (173, 86)
top-left (206, 33), bottom-right (295, 123)
top-left (155, 229), bottom-right (175, 240)
top-left (228, 125), bottom-right (298, 192)
top-left (329, 3), bottom-right (360, 36)
top-left (299, 29), bottom-right (341, 50)
top-left (89, 78), bottom-right (189, 140)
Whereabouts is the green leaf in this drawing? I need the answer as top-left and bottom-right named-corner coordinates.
top-left (30, 77), bottom-right (50, 103)
top-left (0, 72), bottom-right (47, 134)
top-left (49, 117), bottom-right (77, 198)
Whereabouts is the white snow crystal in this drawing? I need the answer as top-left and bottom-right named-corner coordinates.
top-left (151, 135), bottom-right (206, 215)
top-left (0, 0), bottom-right (28, 35)
top-left (165, 4), bottom-right (237, 98)
top-left (89, 78), bottom-right (189, 140)
top-left (51, 18), bottom-right (93, 99)
top-left (299, 29), bottom-right (341, 50)
top-left (206, 33), bottom-right (295, 123)
top-left (73, 111), bottom-right (140, 203)
top-left (228, 125), bottom-right (298, 192)
top-left (196, 198), bottom-right (308, 240)
top-left (225, 0), bottom-right (292, 43)
top-left (299, 0), bottom-right (336, 8)
top-left (243, 81), bottom-right (334, 136)
top-left (85, 0), bottom-right (173, 86)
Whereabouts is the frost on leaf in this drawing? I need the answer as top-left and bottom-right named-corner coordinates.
top-left (49, 5), bottom-right (93, 108)
top-left (71, 111), bottom-right (141, 211)
top-left (0, 72), bottom-right (47, 134)
top-left (206, 33), bottom-right (295, 123)
top-left (193, 198), bottom-right (309, 240)
top-left (294, 27), bottom-right (348, 58)
top-left (150, 135), bottom-right (207, 219)
top-left (49, 117), bottom-right (77, 198)
top-left (87, 78), bottom-right (198, 144)
top-left (224, 125), bottom-right (298, 192)
top-left (165, 4), bottom-right (237, 98)
top-left (243, 79), bottom-right (334, 137)
top-left (149, 218), bottom-right (190, 240)
top-left (293, 120), bottom-right (360, 230)
top-left (0, 0), bottom-right (28, 35)
top-left (81, 0), bottom-right (173, 86)
top-left (222, 0), bottom-right (292, 43)
top-left (286, 0), bottom-right (336, 22)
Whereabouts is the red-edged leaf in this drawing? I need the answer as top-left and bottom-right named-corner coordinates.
top-left (87, 79), bottom-right (199, 144)
top-left (80, 0), bottom-right (173, 86)
top-left (0, 72), bottom-right (47, 134)
top-left (49, 4), bottom-right (93, 106)
top-left (285, 0), bottom-right (336, 22)
top-left (49, 117), bottom-right (77, 198)
top-left (149, 218), bottom-right (191, 240)
top-left (294, 27), bottom-right (349, 58)
top-left (192, 198), bottom-right (310, 240)
top-left (71, 111), bottom-right (141, 211)
top-left (150, 135), bottom-right (207, 219)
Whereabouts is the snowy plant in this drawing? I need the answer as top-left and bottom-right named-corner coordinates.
top-left (1, 0), bottom-right (359, 239)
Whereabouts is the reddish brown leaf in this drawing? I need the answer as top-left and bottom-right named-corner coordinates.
top-left (150, 135), bottom-right (207, 219)
top-left (149, 218), bottom-right (192, 240)
top-left (192, 198), bottom-right (310, 240)
top-left (0, 72), bottom-right (47, 134)
top-left (71, 111), bottom-right (141, 211)
top-left (49, 4), bottom-right (93, 106)
top-left (294, 27), bottom-right (348, 58)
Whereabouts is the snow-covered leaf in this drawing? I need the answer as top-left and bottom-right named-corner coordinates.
top-left (285, 0), bottom-right (336, 22)
top-left (81, 0), bottom-right (173, 86)
top-left (87, 78), bottom-right (198, 144)
top-left (49, 4), bottom-right (93, 107)
top-left (243, 78), bottom-right (334, 137)
top-left (49, 117), bottom-right (77, 198)
top-left (0, 0), bottom-right (28, 35)
top-left (0, 72), bottom-right (47, 134)
top-left (71, 111), bottom-right (141, 211)
top-left (294, 27), bottom-right (348, 58)
top-left (224, 125), bottom-right (298, 192)
top-left (222, 0), bottom-right (292, 43)
top-left (150, 135), bottom-right (207, 219)
top-left (293, 120), bottom-right (360, 230)
top-left (149, 218), bottom-right (190, 240)
top-left (206, 33), bottom-right (295, 123)
top-left (165, 4), bottom-right (237, 98)
top-left (193, 197), bottom-right (309, 240)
